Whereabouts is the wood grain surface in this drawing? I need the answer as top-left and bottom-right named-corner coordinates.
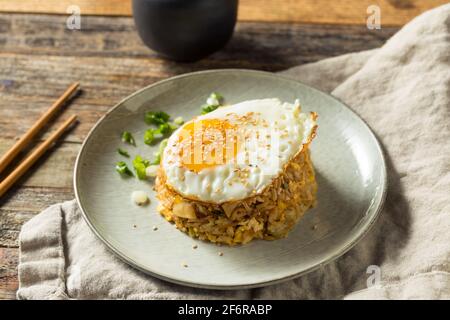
top-left (0, 0), bottom-right (447, 26)
top-left (0, 9), bottom-right (403, 299)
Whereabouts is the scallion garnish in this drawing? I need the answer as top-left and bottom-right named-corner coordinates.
top-left (151, 152), bottom-right (161, 165)
top-left (116, 161), bottom-right (133, 176)
top-left (144, 111), bottom-right (170, 125)
top-left (158, 122), bottom-right (172, 135)
top-left (201, 104), bottom-right (219, 114)
top-left (133, 155), bottom-right (150, 180)
top-left (206, 92), bottom-right (223, 106)
top-left (144, 129), bottom-right (156, 145)
top-left (149, 139), bottom-right (169, 165)
top-left (201, 92), bottom-right (224, 114)
top-left (117, 148), bottom-right (130, 157)
top-left (174, 116), bottom-right (184, 125)
top-left (121, 131), bottom-right (136, 146)
top-left (159, 138), bottom-right (168, 153)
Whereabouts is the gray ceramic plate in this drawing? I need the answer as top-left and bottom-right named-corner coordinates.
top-left (74, 69), bottom-right (387, 289)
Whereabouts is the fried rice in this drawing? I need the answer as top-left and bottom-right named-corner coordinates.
top-left (155, 145), bottom-right (317, 246)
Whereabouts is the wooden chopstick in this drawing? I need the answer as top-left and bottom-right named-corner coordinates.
top-left (0, 115), bottom-right (77, 198)
top-left (0, 82), bottom-right (79, 174)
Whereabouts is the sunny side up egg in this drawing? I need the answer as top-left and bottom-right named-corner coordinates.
top-left (161, 98), bottom-right (317, 203)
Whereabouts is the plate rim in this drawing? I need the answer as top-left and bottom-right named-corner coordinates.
top-left (74, 68), bottom-right (388, 290)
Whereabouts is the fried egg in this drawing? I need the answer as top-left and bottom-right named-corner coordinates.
top-left (161, 98), bottom-right (317, 203)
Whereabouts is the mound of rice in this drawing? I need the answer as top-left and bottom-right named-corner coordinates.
top-left (155, 146), bottom-right (317, 246)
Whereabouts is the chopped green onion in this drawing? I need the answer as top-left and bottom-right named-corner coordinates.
top-left (121, 131), bottom-right (135, 146)
top-left (158, 123), bottom-right (172, 135)
top-left (206, 92), bottom-right (223, 106)
top-left (211, 92), bottom-right (223, 101)
top-left (150, 139), bottom-right (168, 165)
top-left (202, 92), bottom-right (224, 114)
top-left (144, 111), bottom-right (170, 125)
top-left (154, 130), bottom-right (164, 139)
top-left (151, 152), bottom-right (161, 165)
top-left (159, 138), bottom-right (168, 153)
top-left (116, 161), bottom-right (133, 176)
top-left (144, 125), bottom-right (169, 146)
top-left (145, 165), bottom-right (159, 178)
top-left (117, 148), bottom-right (130, 158)
top-left (133, 155), bottom-right (150, 180)
top-left (201, 104), bottom-right (219, 114)
top-left (174, 117), bottom-right (184, 125)
top-left (144, 129), bottom-right (156, 145)
top-left (145, 165), bottom-right (159, 177)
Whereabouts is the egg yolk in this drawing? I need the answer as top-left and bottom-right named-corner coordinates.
top-left (178, 119), bottom-right (240, 172)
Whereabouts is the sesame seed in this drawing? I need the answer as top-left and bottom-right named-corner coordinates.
top-left (218, 252), bottom-right (224, 256)
top-left (192, 244), bottom-right (198, 249)
top-left (182, 263), bottom-right (188, 268)
top-left (153, 226), bottom-right (158, 231)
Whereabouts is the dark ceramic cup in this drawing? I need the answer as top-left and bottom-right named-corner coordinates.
top-left (132, 0), bottom-right (238, 62)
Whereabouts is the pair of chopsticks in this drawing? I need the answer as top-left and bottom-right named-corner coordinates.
top-left (0, 83), bottom-right (80, 198)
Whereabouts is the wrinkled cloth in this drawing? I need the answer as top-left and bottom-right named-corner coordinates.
top-left (17, 4), bottom-right (450, 300)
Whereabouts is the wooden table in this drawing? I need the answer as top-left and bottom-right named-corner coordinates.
top-left (0, 0), bottom-right (445, 300)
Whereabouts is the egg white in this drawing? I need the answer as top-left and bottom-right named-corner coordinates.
top-left (161, 98), bottom-right (317, 203)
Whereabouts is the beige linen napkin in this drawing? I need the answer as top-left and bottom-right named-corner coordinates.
top-left (17, 4), bottom-right (450, 299)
